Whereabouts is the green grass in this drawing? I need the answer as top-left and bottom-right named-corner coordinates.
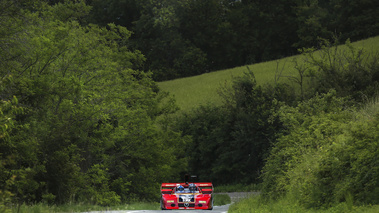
top-left (8, 195), bottom-right (232, 212)
top-left (158, 56), bottom-right (298, 111)
top-left (229, 195), bottom-right (379, 213)
top-left (157, 36), bottom-right (379, 111)
top-left (8, 202), bottom-right (160, 212)
top-left (213, 193), bottom-right (232, 206)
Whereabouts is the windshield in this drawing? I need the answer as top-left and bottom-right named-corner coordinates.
top-left (174, 187), bottom-right (199, 194)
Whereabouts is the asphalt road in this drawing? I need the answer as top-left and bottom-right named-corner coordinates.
top-left (83, 192), bottom-right (257, 213)
top-left (83, 204), bottom-right (230, 213)
top-left (128, 204), bottom-right (230, 213)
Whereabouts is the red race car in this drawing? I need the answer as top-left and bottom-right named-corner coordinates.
top-left (160, 182), bottom-right (214, 210)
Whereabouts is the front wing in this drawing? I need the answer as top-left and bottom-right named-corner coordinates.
top-left (161, 194), bottom-right (213, 210)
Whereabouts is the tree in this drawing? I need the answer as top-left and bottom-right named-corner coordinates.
top-left (129, 0), bottom-right (209, 80)
top-left (0, 0), bottom-right (187, 204)
top-left (0, 76), bottom-right (23, 211)
top-left (215, 71), bottom-right (283, 184)
top-left (172, 70), bottom-right (286, 185)
top-left (294, 0), bottom-right (332, 48)
top-left (172, 104), bottom-right (228, 183)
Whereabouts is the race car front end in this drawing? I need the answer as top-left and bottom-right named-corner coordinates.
top-left (161, 193), bottom-right (213, 210)
top-left (160, 182), bottom-right (214, 210)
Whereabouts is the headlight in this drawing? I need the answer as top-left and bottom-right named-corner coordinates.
top-left (166, 200), bottom-right (175, 203)
top-left (199, 201), bottom-right (207, 203)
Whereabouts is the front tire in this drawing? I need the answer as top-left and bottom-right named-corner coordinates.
top-left (160, 199), bottom-right (166, 210)
top-left (208, 197), bottom-right (214, 210)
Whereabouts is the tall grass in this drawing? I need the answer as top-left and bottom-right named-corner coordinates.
top-left (11, 198), bottom-right (232, 212)
top-left (213, 194), bottom-right (231, 206)
top-left (157, 36), bottom-right (379, 111)
top-left (9, 202), bottom-right (160, 213)
top-left (229, 195), bottom-right (379, 213)
top-left (9, 196), bottom-right (232, 212)
top-left (355, 96), bottom-right (379, 121)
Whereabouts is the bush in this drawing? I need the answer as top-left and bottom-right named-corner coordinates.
top-left (229, 194), bottom-right (379, 213)
top-left (261, 90), bottom-right (379, 209)
top-left (299, 39), bottom-right (379, 102)
top-left (261, 91), bottom-right (351, 202)
top-left (213, 194), bottom-right (231, 206)
top-left (79, 164), bottom-right (120, 206)
top-left (173, 70), bottom-right (287, 185)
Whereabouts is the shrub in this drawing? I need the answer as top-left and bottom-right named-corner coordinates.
top-left (299, 39), bottom-right (379, 102)
top-left (261, 90), bottom-right (379, 209)
top-left (213, 194), bottom-right (231, 206)
top-left (261, 91), bottom-right (351, 202)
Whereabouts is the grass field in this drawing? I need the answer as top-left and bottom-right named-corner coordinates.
top-left (157, 36), bottom-right (379, 111)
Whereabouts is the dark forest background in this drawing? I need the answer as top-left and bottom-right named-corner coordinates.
top-left (1, 0), bottom-right (379, 208)
top-left (82, 0), bottom-right (379, 81)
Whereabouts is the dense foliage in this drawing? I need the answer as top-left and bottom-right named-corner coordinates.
top-left (298, 39), bottom-right (379, 102)
top-left (1, 0), bottom-right (379, 211)
top-left (171, 40), bottom-right (379, 209)
top-left (254, 43), bottom-right (379, 209)
top-left (171, 71), bottom-right (296, 185)
top-left (261, 91), bottom-right (379, 209)
top-left (85, 0), bottom-right (379, 81)
top-left (0, 0), bottom-right (187, 206)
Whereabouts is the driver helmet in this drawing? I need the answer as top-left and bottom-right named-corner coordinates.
top-left (189, 183), bottom-right (196, 192)
top-left (177, 185), bottom-right (184, 192)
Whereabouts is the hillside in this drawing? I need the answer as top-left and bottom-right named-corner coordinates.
top-left (157, 36), bottom-right (379, 111)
